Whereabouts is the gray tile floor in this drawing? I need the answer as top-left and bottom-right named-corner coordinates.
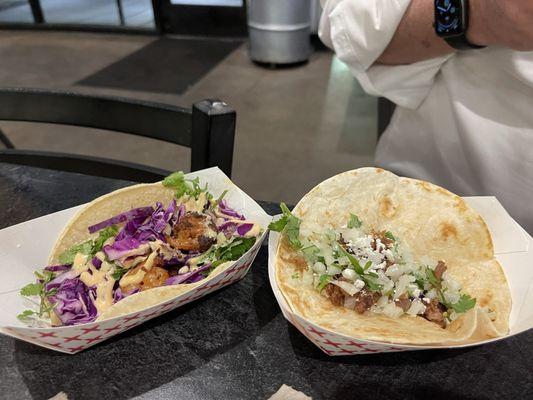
top-left (0, 31), bottom-right (378, 204)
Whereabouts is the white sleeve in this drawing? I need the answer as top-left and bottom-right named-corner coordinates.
top-left (319, 0), bottom-right (453, 109)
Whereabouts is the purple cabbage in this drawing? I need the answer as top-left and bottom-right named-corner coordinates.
top-left (113, 287), bottom-right (139, 303)
top-left (237, 223), bottom-right (254, 236)
top-left (114, 200), bottom-right (178, 246)
top-left (164, 263), bottom-right (211, 286)
top-left (218, 200), bottom-right (245, 220)
top-left (44, 264), bottom-right (71, 272)
top-left (103, 237), bottom-right (145, 261)
top-left (47, 278), bottom-right (97, 326)
top-left (45, 269), bottom-right (80, 292)
top-left (91, 257), bottom-right (102, 269)
top-left (218, 221), bottom-right (254, 237)
top-left (88, 207), bottom-right (153, 234)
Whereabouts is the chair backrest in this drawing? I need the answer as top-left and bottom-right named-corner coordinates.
top-left (0, 88), bottom-right (236, 179)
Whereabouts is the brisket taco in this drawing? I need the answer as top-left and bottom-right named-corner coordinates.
top-left (18, 172), bottom-right (262, 326)
top-left (270, 168), bottom-right (511, 345)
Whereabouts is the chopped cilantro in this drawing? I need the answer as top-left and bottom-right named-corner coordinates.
top-left (20, 282), bottom-right (43, 297)
top-left (58, 225), bottom-right (118, 265)
top-left (291, 273), bottom-right (300, 279)
top-left (301, 245), bottom-right (320, 262)
top-left (211, 237), bottom-right (256, 268)
top-left (93, 225), bottom-right (118, 253)
top-left (316, 274), bottom-right (331, 292)
top-left (17, 309), bottom-right (36, 321)
top-left (58, 240), bottom-right (93, 265)
top-left (384, 231), bottom-right (396, 242)
top-left (448, 294), bottom-right (476, 313)
top-left (162, 171), bottom-right (212, 200)
top-left (347, 213), bottom-right (362, 229)
top-left (268, 203), bottom-right (302, 249)
top-left (338, 246), bottom-right (364, 275)
top-left (363, 275), bottom-right (383, 292)
top-left (111, 265), bottom-right (127, 281)
top-left (19, 269), bottom-right (58, 321)
top-left (426, 267), bottom-right (440, 289)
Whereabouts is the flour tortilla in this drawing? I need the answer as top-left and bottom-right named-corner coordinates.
top-left (275, 168), bottom-right (511, 345)
top-left (47, 182), bottom-right (242, 322)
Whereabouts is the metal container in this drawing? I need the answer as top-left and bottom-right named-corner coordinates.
top-left (247, 0), bottom-right (312, 64)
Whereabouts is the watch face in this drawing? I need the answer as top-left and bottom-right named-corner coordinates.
top-left (435, 0), bottom-right (464, 36)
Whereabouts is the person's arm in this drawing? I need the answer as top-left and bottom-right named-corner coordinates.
top-left (377, 0), bottom-right (533, 65)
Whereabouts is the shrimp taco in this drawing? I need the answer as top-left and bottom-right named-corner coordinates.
top-left (270, 168), bottom-right (511, 345)
top-left (18, 171), bottom-right (263, 326)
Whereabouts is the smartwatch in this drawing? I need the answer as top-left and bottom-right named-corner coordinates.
top-left (434, 0), bottom-right (485, 50)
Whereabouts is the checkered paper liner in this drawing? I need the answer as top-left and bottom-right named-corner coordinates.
top-left (0, 167), bottom-right (271, 354)
top-left (268, 197), bottom-right (533, 355)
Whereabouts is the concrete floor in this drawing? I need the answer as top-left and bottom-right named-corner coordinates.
top-left (0, 31), bottom-right (377, 204)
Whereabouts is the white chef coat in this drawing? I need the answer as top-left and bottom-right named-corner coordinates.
top-left (319, 0), bottom-right (533, 234)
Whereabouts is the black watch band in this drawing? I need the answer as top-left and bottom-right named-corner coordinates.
top-left (444, 35), bottom-right (486, 50)
top-left (435, 0), bottom-right (486, 51)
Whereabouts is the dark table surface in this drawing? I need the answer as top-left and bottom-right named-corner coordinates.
top-left (0, 163), bottom-right (532, 400)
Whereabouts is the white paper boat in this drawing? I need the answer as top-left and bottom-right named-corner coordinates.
top-left (268, 197), bottom-right (533, 355)
top-left (0, 167), bottom-right (271, 354)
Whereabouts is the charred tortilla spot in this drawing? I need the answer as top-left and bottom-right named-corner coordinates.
top-left (379, 195), bottom-right (397, 218)
top-left (289, 254), bottom-right (307, 274)
top-left (440, 222), bottom-right (458, 241)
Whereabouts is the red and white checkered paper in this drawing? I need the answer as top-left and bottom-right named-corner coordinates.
top-left (268, 197), bottom-right (533, 355)
top-left (0, 167), bottom-right (270, 354)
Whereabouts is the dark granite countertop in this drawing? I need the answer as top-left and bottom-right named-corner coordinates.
top-left (0, 164), bottom-right (531, 400)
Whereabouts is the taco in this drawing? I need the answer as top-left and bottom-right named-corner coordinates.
top-left (18, 171), bottom-right (262, 326)
top-left (271, 168), bottom-right (511, 345)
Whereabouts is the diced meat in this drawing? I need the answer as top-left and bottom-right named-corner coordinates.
top-left (325, 281), bottom-right (381, 314)
top-left (434, 260), bottom-right (447, 280)
top-left (325, 284), bottom-right (345, 306)
top-left (167, 212), bottom-right (217, 253)
top-left (353, 289), bottom-right (380, 314)
top-left (372, 230), bottom-right (394, 250)
top-left (423, 299), bottom-right (447, 328)
top-left (394, 293), bottom-right (411, 311)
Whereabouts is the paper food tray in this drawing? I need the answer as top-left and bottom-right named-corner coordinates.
top-left (268, 196), bottom-right (533, 355)
top-left (0, 167), bottom-right (271, 354)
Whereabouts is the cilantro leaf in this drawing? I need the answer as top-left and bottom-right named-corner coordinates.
top-left (291, 273), bottom-right (300, 279)
top-left (17, 309), bottom-right (36, 321)
top-left (212, 237), bottom-right (256, 268)
top-left (58, 241), bottom-right (93, 265)
top-left (449, 294), bottom-right (476, 313)
top-left (316, 274), bottom-right (331, 292)
top-left (93, 225), bottom-right (118, 253)
top-left (426, 267), bottom-right (440, 289)
top-left (20, 282), bottom-right (43, 297)
top-left (338, 246), bottom-right (364, 275)
top-left (269, 203), bottom-right (302, 249)
top-left (384, 231), bottom-right (396, 242)
top-left (363, 275), bottom-right (383, 292)
top-left (268, 215), bottom-right (288, 232)
top-left (347, 213), bottom-right (362, 229)
top-left (301, 244), bottom-right (320, 262)
top-left (111, 266), bottom-right (127, 281)
top-left (162, 171), bottom-right (211, 200)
